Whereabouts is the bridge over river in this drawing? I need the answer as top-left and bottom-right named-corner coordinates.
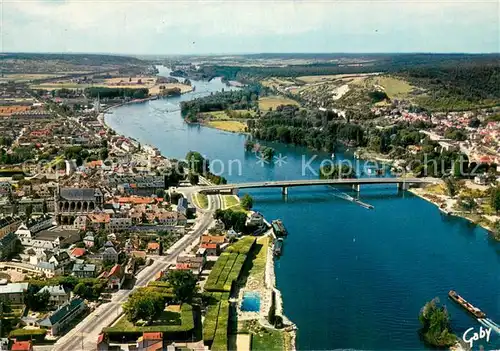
top-left (198, 177), bottom-right (438, 195)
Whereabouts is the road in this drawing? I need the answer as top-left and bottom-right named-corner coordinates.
top-left (52, 193), bottom-right (221, 351)
top-left (198, 177), bottom-right (438, 194)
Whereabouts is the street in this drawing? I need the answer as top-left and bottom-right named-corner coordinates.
top-left (51, 192), bottom-right (220, 351)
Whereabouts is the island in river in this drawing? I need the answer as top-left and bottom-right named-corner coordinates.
top-left (105, 66), bottom-right (499, 350)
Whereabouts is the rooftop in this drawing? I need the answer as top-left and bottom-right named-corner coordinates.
top-left (0, 283), bottom-right (29, 294)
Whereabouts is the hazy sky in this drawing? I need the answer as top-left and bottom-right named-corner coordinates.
top-left (2, 0), bottom-right (499, 54)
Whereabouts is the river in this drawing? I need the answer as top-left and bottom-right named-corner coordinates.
top-left (105, 66), bottom-right (499, 350)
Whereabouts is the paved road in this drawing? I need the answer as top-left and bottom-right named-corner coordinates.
top-left (198, 177), bottom-right (438, 194)
top-left (53, 194), bottom-right (220, 351)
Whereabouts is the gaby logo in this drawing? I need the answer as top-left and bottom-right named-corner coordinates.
top-left (463, 326), bottom-right (492, 348)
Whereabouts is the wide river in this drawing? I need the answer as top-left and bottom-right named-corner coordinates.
top-left (106, 67), bottom-right (499, 350)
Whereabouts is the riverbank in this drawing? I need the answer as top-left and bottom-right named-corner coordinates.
top-left (101, 93), bottom-right (296, 349)
top-left (409, 186), bottom-right (499, 240)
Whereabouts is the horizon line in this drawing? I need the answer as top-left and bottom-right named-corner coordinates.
top-left (3, 51), bottom-right (500, 58)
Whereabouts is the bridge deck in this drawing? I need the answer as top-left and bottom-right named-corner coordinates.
top-left (199, 177), bottom-right (436, 193)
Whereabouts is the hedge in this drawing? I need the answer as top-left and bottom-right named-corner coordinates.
top-left (9, 328), bottom-right (46, 342)
top-left (214, 254), bottom-right (237, 288)
top-left (203, 297), bottom-right (222, 343)
top-left (225, 237), bottom-right (256, 255)
top-left (223, 254), bottom-right (247, 291)
top-left (211, 299), bottom-right (229, 351)
top-left (204, 253), bottom-right (231, 289)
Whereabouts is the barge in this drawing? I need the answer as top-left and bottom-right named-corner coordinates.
top-left (448, 290), bottom-right (486, 319)
top-left (273, 238), bottom-right (284, 256)
top-left (271, 219), bottom-right (287, 237)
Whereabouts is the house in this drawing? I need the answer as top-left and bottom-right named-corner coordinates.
top-left (10, 341), bottom-right (33, 351)
top-left (136, 332), bottom-right (163, 351)
top-left (83, 233), bottom-right (95, 248)
top-left (70, 247), bottom-right (86, 258)
top-left (147, 242), bottom-right (161, 255)
top-left (176, 255), bottom-right (205, 275)
top-left (246, 212), bottom-right (265, 227)
top-left (177, 197), bottom-right (189, 216)
top-left (38, 299), bottom-right (86, 336)
top-left (35, 262), bottom-right (61, 277)
top-left (105, 264), bottom-right (124, 290)
top-left (200, 243), bottom-right (218, 256)
top-left (0, 232), bottom-right (20, 260)
top-left (48, 251), bottom-right (71, 267)
top-left (101, 246), bottom-right (118, 263)
top-left (226, 229), bottom-right (238, 241)
top-left (474, 174), bottom-right (488, 185)
top-left (72, 263), bottom-right (96, 278)
top-left (0, 283), bottom-right (29, 304)
top-left (37, 285), bottom-right (70, 307)
top-left (0, 216), bottom-right (22, 239)
top-left (200, 235), bottom-right (225, 256)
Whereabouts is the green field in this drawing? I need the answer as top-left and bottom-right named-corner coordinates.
top-left (240, 320), bottom-right (284, 351)
top-left (103, 304), bottom-right (193, 333)
top-left (373, 76), bottom-right (414, 99)
top-left (207, 121), bottom-right (247, 133)
top-left (258, 96), bottom-right (299, 111)
top-left (194, 193), bottom-right (209, 209)
top-left (222, 195), bottom-right (240, 209)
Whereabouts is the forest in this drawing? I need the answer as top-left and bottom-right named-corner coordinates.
top-left (180, 86), bottom-right (262, 122)
top-left (85, 87), bottom-right (149, 99)
top-left (396, 60), bottom-right (500, 110)
top-left (250, 105), bottom-right (365, 151)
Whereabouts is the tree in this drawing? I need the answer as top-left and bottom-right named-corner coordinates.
top-left (123, 289), bottom-right (164, 323)
top-left (494, 221), bottom-right (500, 240)
top-left (155, 189), bottom-right (165, 198)
top-left (165, 270), bottom-right (198, 303)
top-left (457, 196), bottom-right (477, 213)
top-left (25, 289), bottom-right (50, 312)
top-left (188, 172), bottom-right (199, 185)
top-left (444, 177), bottom-right (457, 198)
top-left (468, 117), bottom-right (481, 128)
top-left (490, 187), bottom-right (500, 213)
top-left (186, 151), bottom-right (207, 175)
top-left (418, 298), bottom-right (456, 347)
top-left (240, 194), bottom-right (253, 210)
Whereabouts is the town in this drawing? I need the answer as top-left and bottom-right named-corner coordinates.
top-left (0, 40), bottom-right (499, 351)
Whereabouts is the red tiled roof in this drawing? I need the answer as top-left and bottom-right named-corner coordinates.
top-left (201, 235), bottom-right (225, 244)
top-left (71, 248), bottom-right (86, 257)
top-left (148, 242), bottom-right (160, 250)
top-left (143, 332), bottom-right (162, 341)
top-left (97, 333), bottom-right (105, 344)
top-left (201, 243), bottom-right (217, 249)
top-left (11, 341), bottom-right (32, 351)
top-left (146, 341), bottom-right (163, 351)
top-left (176, 263), bottom-right (190, 270)
top-left (108, 264), bottom-right (122, 277)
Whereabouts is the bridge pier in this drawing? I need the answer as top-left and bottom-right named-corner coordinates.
top-left (281, 186), bottom-right (288, 195)
top-left (352, 184), bottom-right (360, 192)
top-left (397, 182), bottom-right (409, 191)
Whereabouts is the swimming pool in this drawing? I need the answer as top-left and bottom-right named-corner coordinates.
top-left (241, 291), bottom-right (261, 312)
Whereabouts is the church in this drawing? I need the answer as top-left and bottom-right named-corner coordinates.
top-left (54, 187), bottom-right (104, 225)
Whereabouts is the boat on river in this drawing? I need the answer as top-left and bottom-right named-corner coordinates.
top-left (272, 219), bottom-right (287, 237)
top-left (273, 238), bottom-right (284, 256)
top-left (448, 290), bottom-right (486, 318)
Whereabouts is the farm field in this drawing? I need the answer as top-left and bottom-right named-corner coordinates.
top-left (258, 96), bottom-right (299, 111)
top-left (207, 121), bottom-right (247, 133)
top-left (370, 76), bottom-right (414, 99)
